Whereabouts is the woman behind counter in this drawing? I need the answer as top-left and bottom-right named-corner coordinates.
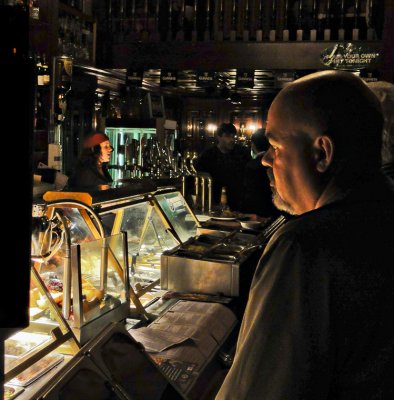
top-left (67, 132), bottom-right (113, 189)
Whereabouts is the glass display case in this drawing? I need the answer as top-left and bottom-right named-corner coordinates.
top-left (96, 187), bottom-right (200, 312)
top-left (3, 268), bottom-right (80, 400)
top-left (41, 184), bottom-right (199, 320)
top-left (70, 233), bottom-right (129, 344)
top-left (32, 199), bottom-right (130, 344)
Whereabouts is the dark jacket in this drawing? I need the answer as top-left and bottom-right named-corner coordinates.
top-left (67, 162), bottom-right (113, 189)
top-left (217, 174), bottom-right (394, 400)
top-left (240, 152), bottom-right (280, 217)
top-left (194, 144), bottom-right (252, 211)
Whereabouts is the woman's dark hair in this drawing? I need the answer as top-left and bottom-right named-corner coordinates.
top-left (77, 147), bottom-right (101, 168)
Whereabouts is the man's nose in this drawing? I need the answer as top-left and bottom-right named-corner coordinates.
top-left (261, 148), bottom-right (273, 167)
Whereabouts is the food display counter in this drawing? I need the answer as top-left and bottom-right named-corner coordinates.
top-left (42, 181), bottom-right (201, 320)
top-left (15, 182), bottom-right (287, 400)
top-left (41, 182), bottom-right (286, 320)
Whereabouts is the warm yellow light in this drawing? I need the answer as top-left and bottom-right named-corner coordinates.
top-left (248, 124), bottom-right (256, 132)
top-left (207, 123), bottom-right (217, 134)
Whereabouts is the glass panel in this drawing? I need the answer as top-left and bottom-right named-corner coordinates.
top-left (32, 206), bottom-right (98, 317)
top-left (154, 191), bottom-right (199, 243)
top-left (119, 201), bottom-right (178, 285)
top-left (62, 208), bottom-right (97, 244)
top-left (4, 269), bottom-right (79, 388)
top-left (31, 207), bottom-right (96, 259)
top-left (76, 233), bottom-right (127, 324)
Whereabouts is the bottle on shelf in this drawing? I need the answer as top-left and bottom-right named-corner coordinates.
top-left (323, 0), bottom-right (331, 41)
top-left (54, 56), bottom-right (73, 124)
top-left (310, 0), bottom-right (318, 41)
top-left (29, 0), bottom-right (39, 20)
top-left (269, 0), bottom-right (277, 41)
top-left (352, 0), bottom-right (361, 40)
top-left (36, 54), bottom-right (44, 86)
top-left (220, 186), bottom-right (230, 213)
top-left (42, 54), bottom-right (50, 85)
top-left (282, 0), bottom-right (289, 41)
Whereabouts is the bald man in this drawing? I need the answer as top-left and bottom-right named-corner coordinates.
top-left (216, 71), bottom-right (394, 399)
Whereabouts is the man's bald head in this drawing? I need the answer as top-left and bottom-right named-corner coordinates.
top-left (272, 71), bottom-right (384, 174)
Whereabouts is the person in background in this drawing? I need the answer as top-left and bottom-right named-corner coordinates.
top-left (368, 80), bottom-right (394, 181)
top-left (216, 71), bottom-right (394, 399)
top-left (240, 128), bottom-right (280, 218)
top-left (194, 122), bottom-right (251, 211)
top-left (67, 132), bottom-right (113, 188)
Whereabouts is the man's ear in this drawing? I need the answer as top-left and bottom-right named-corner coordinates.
top-left (313, 135), bottom-right (334, 173)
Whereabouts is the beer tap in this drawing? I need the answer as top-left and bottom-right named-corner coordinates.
top-left (124, 134), bottom-right (129, 178)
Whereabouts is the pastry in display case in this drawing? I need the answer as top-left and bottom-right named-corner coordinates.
top-left (70, 233), bottom-right (129, 344)
top-left (32, 200), bottom-right (130, 345)
top-left (3, 267), bottom-right (80, 399)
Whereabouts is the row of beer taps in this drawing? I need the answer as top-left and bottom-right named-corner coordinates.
top-left (115, 135), bottom-right (198, 180)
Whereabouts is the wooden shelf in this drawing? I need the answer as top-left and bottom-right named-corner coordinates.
top-left (110, 41), bottom-right (383, 71)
